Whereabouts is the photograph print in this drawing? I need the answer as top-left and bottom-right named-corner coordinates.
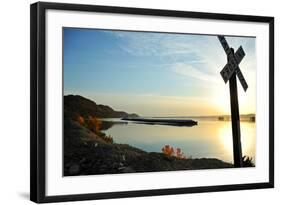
top-left (63, 28), bottom-right (256, 176)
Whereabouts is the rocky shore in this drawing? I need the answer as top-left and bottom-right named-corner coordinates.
top-left (64, 119), bottom-right (233, 176)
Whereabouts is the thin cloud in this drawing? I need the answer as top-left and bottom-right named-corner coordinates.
top-left (109, 31), bottom-right (226, 75)
top-left (172, 63), bottom-right (218, 83)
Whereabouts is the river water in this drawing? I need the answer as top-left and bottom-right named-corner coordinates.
top-left (102, 118), bottom-right (256, 163)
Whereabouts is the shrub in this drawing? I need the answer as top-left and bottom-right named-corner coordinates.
top-left (162, 145), bottom-right (174, 156)
top-left (74, 115), bottom-right (113, 143)
top-left (176, 148), bottom-right (186, 159)
top-left (242, 156), bottom-right (255, 167)
top-left (162, 145), bottom-right (186, 159)
top-left (103, 134), bottom-right (113, 143)
top-left (76, 116), bottom-right (85, 125)
top-left (86, 116), bottom-right (102, 133)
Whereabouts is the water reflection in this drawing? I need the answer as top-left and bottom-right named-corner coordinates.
top-left (101, 120), bottom-right (128, 130)
top-left (102, 118), bottom-right (256, 163)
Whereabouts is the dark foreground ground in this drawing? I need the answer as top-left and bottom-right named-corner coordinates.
top-left (64, 119), bottom-right (233, 176)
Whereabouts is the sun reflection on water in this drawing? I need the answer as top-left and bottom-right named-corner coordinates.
top-left (103, 119), bottom-right (256, 164)
top-left (217, 121), bottom-right (256, 163)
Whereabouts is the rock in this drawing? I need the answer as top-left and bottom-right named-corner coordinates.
top-left (69, 164), bottom-right (80, 175)
top-left (112, 162), bottom-right (119, 169)
top-left (120, 166), bottom-right (135, 173)
top-left (79, 158), bottom-right (86, 163)
top-left (99, 164), bottom-right (108, 172)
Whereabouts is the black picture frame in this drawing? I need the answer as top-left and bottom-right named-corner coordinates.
top-left (30, 2), bottom-right (274, 203)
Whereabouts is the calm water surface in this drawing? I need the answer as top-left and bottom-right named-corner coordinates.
top-left (102, 118), bottom-right (256, 163)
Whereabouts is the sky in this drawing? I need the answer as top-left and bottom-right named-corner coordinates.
top-left (63, 28), bottom-right (256, 117)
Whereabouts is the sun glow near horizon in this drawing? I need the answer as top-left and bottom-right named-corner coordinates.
top-left (65, 89), bottom-right (255, 117)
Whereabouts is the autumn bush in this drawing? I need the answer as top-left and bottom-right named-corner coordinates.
top-left (162, 145), bottom-right (174, 156)
top-left (162, 145), bottom-right (186, 159)
top-left (175, 148), bottom-right (186, 159)
top-left (76, 115), bottom-right (85, 125)
top-left (86, 116), bottom-right (102, 133)
top-left (75, 115), bottom-right (114, 144)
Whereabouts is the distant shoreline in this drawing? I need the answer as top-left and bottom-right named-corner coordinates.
top-left (122, 114), bottom-right (256, 123)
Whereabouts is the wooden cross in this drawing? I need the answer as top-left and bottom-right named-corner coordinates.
top-left (218, 35), bottom-right (248, 167)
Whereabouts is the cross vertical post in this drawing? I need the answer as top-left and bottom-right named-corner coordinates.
top-left (229, 65), bottom-right (243, 167)
top-left (218, 36), bottom-right (248, 167)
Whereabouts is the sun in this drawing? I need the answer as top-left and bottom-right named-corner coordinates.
top-left (208, 83), bottom-right (231, 115)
